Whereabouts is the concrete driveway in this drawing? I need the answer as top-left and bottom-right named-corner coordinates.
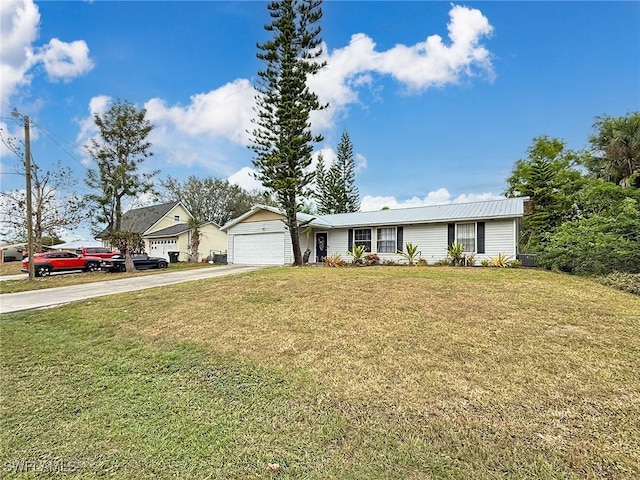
top-left (0, 265), bottom-right (265, 315)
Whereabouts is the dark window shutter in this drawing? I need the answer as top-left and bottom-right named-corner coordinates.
top-left (477, 222), bottom-right (485, 254)
top-left (447, 223), bottom-right (455, 248)
top-left (397, 226), bottom-right (404, 253)
top-left (348, 229), bottom-right (353, 251)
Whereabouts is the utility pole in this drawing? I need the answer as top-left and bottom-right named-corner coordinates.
top-left (12, 110), bottom-right (34, 280)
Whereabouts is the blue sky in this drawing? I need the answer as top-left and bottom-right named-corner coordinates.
top-left (1, 0), bottom-right (639, 239)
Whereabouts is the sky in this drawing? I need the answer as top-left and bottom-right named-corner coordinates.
top-left (1, 0), bottom-right (639, 240)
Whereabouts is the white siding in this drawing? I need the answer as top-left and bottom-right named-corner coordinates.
top-left (325, 230), bottom-right (348, 259)
top-left (318, 219), bottom-right (517, 264)
top-left (483, 219), bottom-right (517, 259)
top-left (403, 224), bottom-right (448, 263)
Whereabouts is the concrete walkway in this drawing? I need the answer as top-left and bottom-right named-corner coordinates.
top-left (0, 265), bottom-right (265, 315)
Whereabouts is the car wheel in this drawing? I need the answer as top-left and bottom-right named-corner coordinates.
top-left (35, 265), bottom-right (51, 277)
top-left (158, 261), bottom-right (168, 269)
top-left (118, 264), bottom-right (126, 273)
top-left (86, 262), bottom-right (100, 272)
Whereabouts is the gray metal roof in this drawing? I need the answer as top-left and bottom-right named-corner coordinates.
top-left (311, 197), bottom-right (527, 228)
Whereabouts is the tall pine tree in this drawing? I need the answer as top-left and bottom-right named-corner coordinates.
top-left (250, 0), bottom-right (326, 266)
top-left (315, 129), bottom-right (360, 214)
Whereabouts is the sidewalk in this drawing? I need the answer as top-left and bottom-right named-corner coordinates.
top-left (0, 265), bottom-right (264, 314)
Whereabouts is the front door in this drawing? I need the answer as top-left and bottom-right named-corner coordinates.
top-left (316, 232), bottom-right (327, 263)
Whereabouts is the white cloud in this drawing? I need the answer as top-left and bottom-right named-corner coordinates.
top-left (75, 95), bottom-right (111, 165)
top-left (309, 5), bottom-right (494, 129)
top-left (144, 79), bottom-right (255, 145)
top-left (228, 166), bottom-right (265, 192)
top-left (37, 38), bottom-right (94, 82)
top-left (122, 4), bottom-right (492, 175)
top-left (360, 188), bottom-right (502, 211)
top-left (0, 0), bottom-right (93, 112)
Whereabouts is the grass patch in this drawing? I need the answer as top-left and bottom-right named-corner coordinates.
top-left (0, 261), bottom-right (218, 294)
top-left (0, 261), bottom-right (22, 276)
top-left (1, 267), bottom-right (639, 478)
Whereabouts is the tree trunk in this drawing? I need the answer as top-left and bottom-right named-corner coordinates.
top-left (287, 208), bottom-right (303, 266)
top-left (124, 249), bottom-right (136, 272)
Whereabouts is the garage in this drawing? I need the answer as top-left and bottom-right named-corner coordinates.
top-left (232, 233), bottom-right (285, 265)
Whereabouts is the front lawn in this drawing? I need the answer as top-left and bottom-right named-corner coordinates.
top-left (1, 267), bottom-right (638, 479)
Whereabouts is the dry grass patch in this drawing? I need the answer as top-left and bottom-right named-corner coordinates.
top-left (2, 267), bottom-right (638, 478)
top-left (109, 267), bottom-right (639, 477)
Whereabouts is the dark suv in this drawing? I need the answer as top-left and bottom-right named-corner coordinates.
top-left (22, 251), bottom-right (103, 277)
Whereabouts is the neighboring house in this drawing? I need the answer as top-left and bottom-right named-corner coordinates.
top-left (97, 201), bottom-right (227, 262)
top-left (221, 197), bottom-right (529, 266)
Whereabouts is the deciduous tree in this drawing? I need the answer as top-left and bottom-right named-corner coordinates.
top-left (160, 175), bottom-right (273, 226)
top-left (250, 0), bottom-right (327, 266)
top-left (0, 130), bottom-right (85, 249)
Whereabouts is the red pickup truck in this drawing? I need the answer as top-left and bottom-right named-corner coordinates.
top-left (75, 246), bottom-right (118, 259)
top-left (22, 251), bottom-right (105, 277)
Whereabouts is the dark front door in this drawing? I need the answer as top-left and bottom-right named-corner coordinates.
top-left (316, 232), bottom-right (327, 263)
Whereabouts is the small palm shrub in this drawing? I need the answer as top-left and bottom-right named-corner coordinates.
top-left (490, 253), bottom-right (513, 268)
top-left (347, 244), bottom-right (367, 265)
top-left (481, 259), bottom-right (490, 267)
top-left (447, 242), bottom-right (465, 266)
top-left (399, 242), bottom-right (421, 266)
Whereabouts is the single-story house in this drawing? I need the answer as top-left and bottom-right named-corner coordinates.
top-left (221, 197), bottom-right (529, 266)
top-left (98, 201), bottom-right (227, 262)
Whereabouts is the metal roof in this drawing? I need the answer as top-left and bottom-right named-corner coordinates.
top-left (222, 197), bottom-right (528, 231)
top-left (310, 197), bottom-right (528, 228)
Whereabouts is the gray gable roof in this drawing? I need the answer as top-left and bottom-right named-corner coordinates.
top-left (120, 201), bottom-right (181, 234)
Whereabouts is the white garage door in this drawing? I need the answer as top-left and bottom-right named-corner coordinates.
top-left (233, 233), bottom-right (285, 265)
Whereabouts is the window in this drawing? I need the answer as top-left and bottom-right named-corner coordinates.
top-left (457, 223), bottom-right (475, 252)
top-left (354, 229), bottom-right (371, 252)
top-left (174, 215), bottom-right (180, 221)
top-left (377, 227), bottom-right (396, 253)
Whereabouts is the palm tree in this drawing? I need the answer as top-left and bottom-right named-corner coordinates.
top-left (187, 216), bottom-right (204, 263)
top-left (588, 113), bottom-right (640, 187)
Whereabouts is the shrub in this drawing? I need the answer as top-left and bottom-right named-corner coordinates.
top-left (384, 259), bottom-right (397, 266)
top-left (364, 253), bottom-right (380, 266)
top-left (490, 253), bottom-right (513, 268)
top-left (596, 272), bottom-right (640, 295)
top-left (417, 257), bottom-right (428, 267)
top-left (539, 197), bottom-right (640, 275)
top-left (324, 254), bottom-right (346, 267)
top-left (447, 242), bottom-right (465, 266)
top-left (436, 259), bottom-right (449, 266)
top-left (509, 259), bottom-right (523, 268)
top-left (347, 245), bottom-right (367, 265)
top-left (398, 242), bottom-right (421, 266)
top-left (463, 253), bottom-right (476, 267)
top-left (481, 259), bottom-right (490, 267)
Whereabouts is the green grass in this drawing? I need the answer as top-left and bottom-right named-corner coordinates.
top-left (1, 267), bottom-right (639, 479)
top-left (0, 261), bottom-right (218, 294)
